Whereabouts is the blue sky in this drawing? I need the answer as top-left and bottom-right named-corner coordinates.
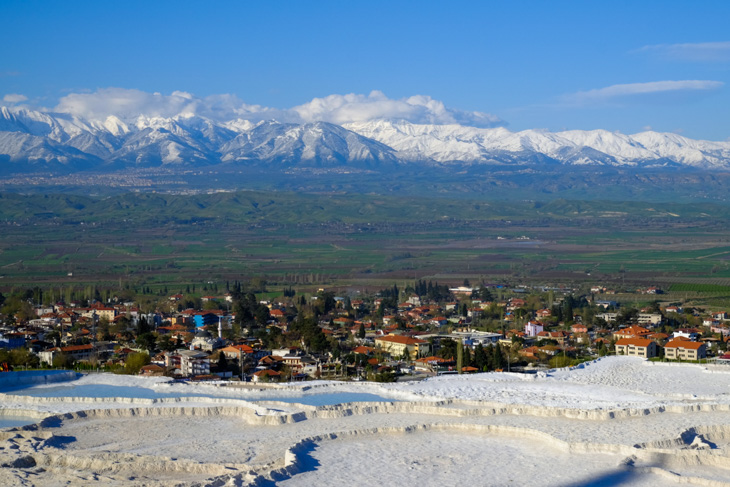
top-left (1, 0), bottom-right (729, 140)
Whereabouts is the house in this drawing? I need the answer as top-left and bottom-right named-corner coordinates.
top-left (571, 324), bottom-right (588, 334)
top-left (536, 308), bottom-right (552, 318)
top-left (375, 334), bottom-right (430, 360)
top-left (673, 328), bottom-right (700, 341)
top-left (524, 321), bottom-right (544, 337)
top-left (191, 312), bottom-right (218, 329)
top-left (637, 313), bottom-right (662, 326)
top-left (710, 324), bottom-right (730, 337)
top-left (414, 356), bottom-right (456, 372)
top-left (537, 344), bottom-right (560, 356)
top-left (352, 345), bottom-right (374, 355)
top-left (614, 337), bottom-right (658, 358)
top-left (270, 309), bottom-right (286, 320)
top-left (613, 325), bottom-right (652, 340)
top-left (220, 344), bottom-right (254, 360)
top-left (537, 330), bottom-right (569, 345)
top-left (190, 329), bottom-right (224, 351)
top-left (178, 350), bottom-right (210, 376)
top-left (38, 343), bottom-right (96, 365)
top-left (252, 369), bottom-right (281, 382)
top-left (519, 346), bottom-right (540, 358)
top-left (431, 316), bottom-right (448, 327)
top-left (139, 364), bottom-right (165, 376)
top-left (664, 339), bottom-right (707, 361)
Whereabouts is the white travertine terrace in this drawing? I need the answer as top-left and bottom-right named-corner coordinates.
top-left (1, 356), bottom-right (730, 486)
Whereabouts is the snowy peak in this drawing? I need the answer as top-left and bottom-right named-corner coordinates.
top-left (1, 106), bottom-right (730, 171)
top-left (344, 119), bottom-right (730, 168)
top-left (220, 121), bottom-right (398, 165)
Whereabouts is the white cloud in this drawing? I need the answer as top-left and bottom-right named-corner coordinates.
top-left (637, 42), bottom-right (730, 62)
top-left (564, 80), bottom-right (724, 104)
top-left (50, 88), bottom-right (503, 128)
top-left (291, 91), bottom-right (504, 127)
top-left (3, 93), bottom-right (28, 103)
top-left (53, 88), bottom-right (273, 122)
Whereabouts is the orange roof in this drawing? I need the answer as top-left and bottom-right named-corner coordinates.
top-left (664, 339), bottom-right (705, 350)
top-left (376, 335), bottom-right (427, 345)
top-left (353, 346), bottom-right (374, 354)
top-left (615, 337), bottom-right (654, 347)
top-left (615, 325), bottom-right (651, 337)
top-left (415, 356), bottom-right (452, 363)
top-left (221, 344), bottom-right (254, 354)
top-left (140, 364), bottom-right (164, 371)
top-left (60, 344), bottom-right (94, 352)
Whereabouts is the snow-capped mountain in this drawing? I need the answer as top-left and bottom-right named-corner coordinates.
top-left (220, 121), bottom-right (399, 165)
top-left (343, 120), bottom-right (730, 169)
top-left (1, 106), bottom-right (730, 171)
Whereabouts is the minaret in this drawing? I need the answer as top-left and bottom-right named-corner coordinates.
top-left (218, 317), bottom-right (223, 339)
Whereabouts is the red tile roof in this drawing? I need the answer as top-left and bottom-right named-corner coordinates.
top-left (615, 337), bottom-right (654, 347)
top-left (664, 339), bottom-right (705, 350)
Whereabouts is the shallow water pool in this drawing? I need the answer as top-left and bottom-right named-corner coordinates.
top-left (0, 416), bottom-right (39, 429)
top-left (4, 382), bottom-right (398, 406)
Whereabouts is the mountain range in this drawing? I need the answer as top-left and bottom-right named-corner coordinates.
top-left (2, 106), bottom-right (730, 172)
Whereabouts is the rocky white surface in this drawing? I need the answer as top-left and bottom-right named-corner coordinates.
top-left (1, 357), bottom-right (730, 486)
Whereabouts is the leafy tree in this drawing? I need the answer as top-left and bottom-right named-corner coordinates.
top-left (157, 334), bottom-right (177, 352)
top-left (357, 323), bottom-right (366, 339)
top-left (474, 343), bottom-right (488, 371)
top-left (124, 352), bottom-right (150, 374)
top-left (45, 330), bottom-right (61, 347)
top-left (217, 351), bottom-right (228, 371)
top-left (491, 344), bottom-right (506, 370)
top-left (10, 348), bottom-right (39, 368)
top-left (52, 353), bottom-right (74, 369)
top-left (463, 346), bottom-right (472, 368)
top-left (97, 317), bottom-right (111, 341)
top-left (549, 355), bottom-right (572, 368)
top-left (256, 326), bottom-right (283, 350)
top-left (372, 370), bottom-right (397, 382)
top-left (136, 332), bottom-right (157, 353)
top-left (0, 348), bottom-right (40, 368)
top-left (471, 287), bottom-right (493, 302)
top-left (438, 338), bottom-right (458, 359)
top-left (616, 307), bottom-right (639, 325)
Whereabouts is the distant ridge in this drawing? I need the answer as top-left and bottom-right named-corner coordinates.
top-left (2, 106), bottom-right (730, 171)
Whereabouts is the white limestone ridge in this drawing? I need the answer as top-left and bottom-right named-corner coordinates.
top-left (2, 104), bottom-right (730, 169)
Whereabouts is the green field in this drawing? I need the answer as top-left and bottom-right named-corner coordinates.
top-left (3, 191), bottom-right (730, 291)
top-left (669, 283), bottom-right (730, 293)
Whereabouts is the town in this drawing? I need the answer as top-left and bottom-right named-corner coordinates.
top-left (2, 279), bottom-right (729, 381)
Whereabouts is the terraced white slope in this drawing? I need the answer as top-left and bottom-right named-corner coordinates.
top-left (2, 357), bottom-right (730, 486)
